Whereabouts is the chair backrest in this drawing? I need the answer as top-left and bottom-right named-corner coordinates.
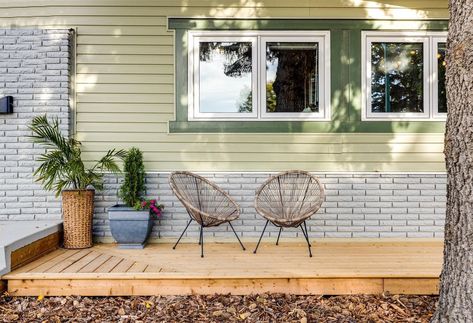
top-left (169, 171), bottom-right (239, 224)
top-left (255, 170), bottom-right (325, 222)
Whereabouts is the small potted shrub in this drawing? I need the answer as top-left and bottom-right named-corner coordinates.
top-left (29, 115), bottom-right (125, 249)
top-left (108, 147), bottom-right (163, 249)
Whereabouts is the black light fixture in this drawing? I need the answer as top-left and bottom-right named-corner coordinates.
top-left (0, 96), bottom-right (13, 114)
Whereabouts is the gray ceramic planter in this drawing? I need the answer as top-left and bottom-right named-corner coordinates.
top-left (108, 205), bottom-right (152, 249)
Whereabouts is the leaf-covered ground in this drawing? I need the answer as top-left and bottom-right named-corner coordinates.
top-left (0, 292), bottom-right (437, 322)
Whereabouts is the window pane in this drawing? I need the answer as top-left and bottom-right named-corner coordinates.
top-left (199, 41), bottom-right (253, 113)
top-left (371, 42), bottom-right (424, 113)
top-left (437, 42), bottom-right (447, 113)
top-left (266, 42), bottom-right (319, 113)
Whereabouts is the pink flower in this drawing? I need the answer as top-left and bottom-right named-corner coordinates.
top-left (150, 199), bottom-right (157, 205)
top-left (141, 201), bottom-right (147, 208)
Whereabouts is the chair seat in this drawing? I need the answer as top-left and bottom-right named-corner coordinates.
top-left (258, 213), bottom-right (309, 228)
top-left (170, 171), bottom-right (240, 226)
top-left (255, 170), bottom-right (325, 228)
top-left (199, 212), bottom-right (239, 227)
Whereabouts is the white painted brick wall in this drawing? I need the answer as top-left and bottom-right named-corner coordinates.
top-left (0, 29), bottom-right (72, 221)
top-left (94, 172), bottom-right (447, 241)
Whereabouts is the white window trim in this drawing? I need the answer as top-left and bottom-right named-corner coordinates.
top-left (432, 36), bottom-right (447, 119)
top-left (361, 31), bottom-right (448, 121)
top-left (260, 34), bottom-right (330, 120)
top-left (187, 30), bottom-right (331, 121)
top-left (188, 34), bottom-right (258, 120)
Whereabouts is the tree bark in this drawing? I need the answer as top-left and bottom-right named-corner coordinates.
top-left (273, 51), bottom-right (315, 113)
top-left (431, 1), bottom-right (473, 322)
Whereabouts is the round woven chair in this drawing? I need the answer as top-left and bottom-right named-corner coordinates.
top-left (169, 171), bottom-right (245, 257)
top-left (253, 170), bottom-right (325, 257)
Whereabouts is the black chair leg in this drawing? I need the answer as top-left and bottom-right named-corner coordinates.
top-left (173, 218), bottom-right (193, 250)
top-left (200, 224), bottom-right (204, 258)
top-left (253, 220), bottom-right (269, 254)
top-left (303, 221), bottom-right (312, 247)
top-left (300, 222), bottom-right (312, 257)
top-left (229, 222), bottom-right (246, 251)
top-left (276, 227), bottom-right (282, 245)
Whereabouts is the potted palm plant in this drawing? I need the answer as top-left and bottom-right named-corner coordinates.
top-left (29, 115), bottom-right (125, 249)
top-left (108, 147), bottom-right (163, 249)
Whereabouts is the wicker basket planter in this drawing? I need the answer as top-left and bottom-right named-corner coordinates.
top-left (62, 189), bottom-right (95, 249)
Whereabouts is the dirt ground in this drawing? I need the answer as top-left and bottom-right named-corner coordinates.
top-left (0, 292), bottom-right (437, 322)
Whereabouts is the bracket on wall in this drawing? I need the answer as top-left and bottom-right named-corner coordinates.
top-left (0, 96), bottom-right (13, 114)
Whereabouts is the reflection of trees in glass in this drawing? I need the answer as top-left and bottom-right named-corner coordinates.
top-left (199, 42), bottom-right (253, 113)
top-left (266, 42), bottom-right (318, 113)
top-left (371, 42), bottom-right (423, 113)
top-left (438, 43), bottom-right (447, 113)
top-left (238, 85), bottom-right (252, 113)
top-left (199, 42), bottom-right (252, 77)
top-left (266, 83), bottom-right (277, 112)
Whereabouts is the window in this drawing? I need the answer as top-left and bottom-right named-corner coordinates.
top-left (188, 31), bottom-right (330, 120)
top-left (433, 39), bottom-right (447, 117)
top-left (190, 36), bottom-right (257, 119)
top-left (362, 31), bottom-right (447, 121)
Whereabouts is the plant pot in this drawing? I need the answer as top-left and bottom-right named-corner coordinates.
top-left (62, 189), bottom-right (95, 249)
top-left (108, 205), bottom-right (153, 249)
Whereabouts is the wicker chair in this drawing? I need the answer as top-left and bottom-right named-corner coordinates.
top-left (253, 170), bottom-right (325, 257)
top-left (169, 171), bottom-right (245, 257)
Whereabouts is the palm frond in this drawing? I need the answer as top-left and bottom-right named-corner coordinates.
top-left (92, 149), bottom-right (126, 174)
top-left (28, 115), bottom-right (78, 156)
top-left (54, 179), bottom-right (78, 197)
top-left (86, 170), bottom-right (105, 191)
top-left (29, 115), bottom-right (125, 195)
top-left (34, 150), bottom-right (68, 195)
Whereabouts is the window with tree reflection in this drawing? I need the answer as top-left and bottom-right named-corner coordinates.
top-left (370, 42), bottom-right (424, 113)
top-left (265, 42), bottom-right (319, 113)
top-left (189, 31), bottom-right (330, 120)
top-left (198, 41), bottom-right (253, 114)
top-left (437, 42), bottom-right (447, 113)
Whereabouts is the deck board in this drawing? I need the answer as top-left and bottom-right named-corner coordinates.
top-left (3, 240), bottom-right (443, 296)
top-left (10, 249), bottom-right (67, 274)
top-left (78, 254), bottom-right (111, 273)
top-left (45, 250), bottom-right (91, 273)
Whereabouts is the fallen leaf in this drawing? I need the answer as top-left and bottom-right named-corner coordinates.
top-left (390, 303), bottom-right (407, 316)
top-left (239, 311), bottom-right (251, 320)
top-left (212, 310), bottom-right (223, 317)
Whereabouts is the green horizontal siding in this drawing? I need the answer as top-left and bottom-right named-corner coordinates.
top-left (0, 1), bottom-right (449, 172)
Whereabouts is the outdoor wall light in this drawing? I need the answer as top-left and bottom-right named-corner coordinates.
top-left (0, 96), bottom-right (13, 114)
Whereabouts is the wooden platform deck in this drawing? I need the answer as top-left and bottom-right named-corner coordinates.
top-left (2, 240), bottom-right (443, 296)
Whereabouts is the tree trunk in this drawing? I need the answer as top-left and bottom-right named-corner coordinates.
top-left (431, 1), bottom-right (473, 322)
top-left (273, 51), bottom-right (315, 113)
